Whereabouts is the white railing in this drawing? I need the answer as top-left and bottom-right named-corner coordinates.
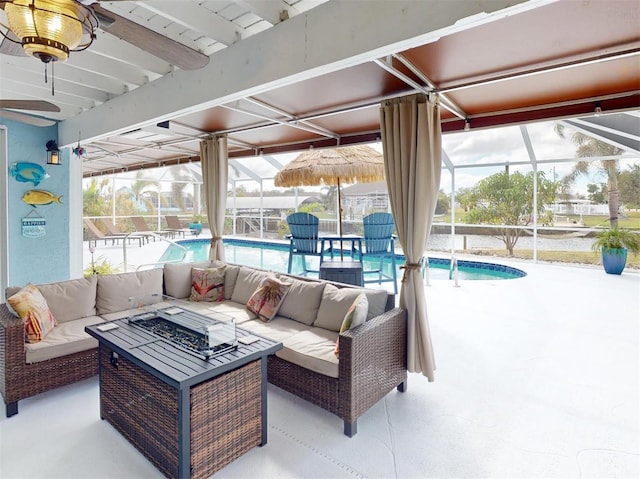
top-left (120, 231), bottom-right (187, 272)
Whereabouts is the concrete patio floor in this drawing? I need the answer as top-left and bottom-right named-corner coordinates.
top-left (1, 240), bottom-right (638, 478)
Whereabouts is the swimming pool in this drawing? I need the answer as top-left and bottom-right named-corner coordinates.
top-left (159, 238), bottom-right (526, 281)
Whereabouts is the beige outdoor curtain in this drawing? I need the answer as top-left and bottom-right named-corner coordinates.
top-left (380, 93), bottom-right (441, 381)
top-left (200, 136), bottom-right (228, 261)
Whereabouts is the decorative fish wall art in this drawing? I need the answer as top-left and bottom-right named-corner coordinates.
top-left (22, 189), bottom-right (63, 207)
top-left (10, 162), bottom-right (50, 187)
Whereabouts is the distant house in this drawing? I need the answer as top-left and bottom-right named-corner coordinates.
top-left (139, 191), bottom-right (194, 212)
top-left (548, 198), bottom-right (609, 216)
top-left (226, 196), bottom-right (320, 217)
top-left (342, 181), bottom-right (389, 218)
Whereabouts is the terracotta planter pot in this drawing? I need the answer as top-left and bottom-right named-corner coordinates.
top-left (602, 247), bottom-right (627, 275)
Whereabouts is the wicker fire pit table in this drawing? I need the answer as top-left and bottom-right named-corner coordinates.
top-left (86, 300), bottom-right (281, 479)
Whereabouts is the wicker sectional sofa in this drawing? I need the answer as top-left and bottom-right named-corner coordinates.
top-left (1, 261), bottom-right (407, 436)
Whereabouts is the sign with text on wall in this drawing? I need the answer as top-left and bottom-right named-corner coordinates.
top-left (22, 210), bottom-right (46, 238)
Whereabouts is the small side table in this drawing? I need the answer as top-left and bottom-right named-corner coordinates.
top-left (320, 260), bottom-right (363, 287)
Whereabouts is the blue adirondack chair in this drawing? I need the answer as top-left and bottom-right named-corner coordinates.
top-left (360, 212), bottom-right (398, 293)
top-left (286, 212), bottom-right (324, 275)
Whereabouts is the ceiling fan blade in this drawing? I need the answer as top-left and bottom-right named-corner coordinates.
top-left (90, 3), bottom-right (210, 71)
top-left (0, 100), bottom-right (61, 112)
top-left (0, 110), bottom-right (56, 127)
top-left (0, 30), bottom-right (27, 57)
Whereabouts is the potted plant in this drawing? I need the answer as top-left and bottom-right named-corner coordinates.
top-left (188, 215), bottom-right (203, 236)
top-left (592, 227), bottom-right (640, 275)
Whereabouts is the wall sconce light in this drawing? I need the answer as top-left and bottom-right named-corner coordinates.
top-left (46, 140), bottom-right (60, 165)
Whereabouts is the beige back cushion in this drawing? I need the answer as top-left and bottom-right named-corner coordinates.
top-left (223, 265), bottom-right (240, 299)
top-left (5, 276), bottom-right (97, 324)
top-left (97, 269), bottom-right (164, 315)
top-left (163, 261), bottom-right (240, 300)
top-left (313, 284), bottom-right (388, 332)
top-left (163, 261), bottom-right (210, 298)
top-left (38, 276), bottom-right (98, 324)
top-left (277, 277), bottom-right (326, 326)
top-left (230, 267), bottom-right (270, 304)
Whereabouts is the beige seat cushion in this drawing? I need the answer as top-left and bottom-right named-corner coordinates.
top-left (276, 277), bottom-right (326, 326)
top-left (96, 269), bottom-right (164, 315)
top-left (313, 284), bottom-right (388, 332)
top-left (240, 317), bottom-right (312, 343)
top-left (230, 267), bottom-right (271, 304)
top-left (276, 328), bottom-right (339, 378)
top-left (25, 316), bottom-right (105, 364)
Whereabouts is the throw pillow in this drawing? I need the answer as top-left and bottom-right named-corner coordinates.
top-left (246, 277), bottom-right (291, 322)
top-left (335, 293), bottom-right (368, 357)
top-left (7, 283), bottom-right (57, 343)
top-left (190, 266), bottom-right (226, 302)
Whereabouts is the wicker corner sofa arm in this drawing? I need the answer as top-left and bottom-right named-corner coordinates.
top-left (338, 307), bottom-right (407, 436)
top-left (0, 303), bottom-right (98, 417)
top-left (0, 303), bottom-right (27, 372)
top-left (0, 303), bottom-right (27, 416)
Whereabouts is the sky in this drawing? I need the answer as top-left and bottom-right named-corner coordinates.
top-left (231, 116), bottom-right (638, 196)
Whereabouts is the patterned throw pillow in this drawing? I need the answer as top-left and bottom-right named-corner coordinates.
top-left (335, 293), bottom-right (368, 357)
top-left (246, 277), bottom-right (291, 322)
top-left (7, 283), bottom-right (57, 343)
top-left (190, 267), bottom-right (226, 302)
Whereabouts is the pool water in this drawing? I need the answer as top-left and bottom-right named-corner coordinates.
top-left (159, 238), bottom-right (526, 281)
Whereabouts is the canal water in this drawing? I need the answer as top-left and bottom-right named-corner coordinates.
top-left (427, 233), bottom-right (595, 252)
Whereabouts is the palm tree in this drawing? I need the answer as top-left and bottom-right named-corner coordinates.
top-left (456, 186), bottom-right (479, 212)
top-left (322, 185), bottom-right (338, 215)
top-left (83, 178), bottom-right (112, 217)
top-left (167, 165), bottom-right (192, 212)
top-left (555, 124), bottom-right (623, 228)
top-left (131, 173), bottom-right (157, 214)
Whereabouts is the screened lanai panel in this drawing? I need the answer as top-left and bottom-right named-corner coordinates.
top-left (524, 121), bottom-right (587, 164)
top-left (525, 116), bottom-right (640, 186)
top-left (442, 124), bottom-right (532, 169)
top-left (563, 113), bottom-right (640, 154)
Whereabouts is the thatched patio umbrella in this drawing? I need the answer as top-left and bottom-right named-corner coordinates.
top-left (274, 145), bottom-right (385, 240)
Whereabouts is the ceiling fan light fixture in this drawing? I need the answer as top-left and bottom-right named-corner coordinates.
top-left (4, 0), bottom-right (97, 63)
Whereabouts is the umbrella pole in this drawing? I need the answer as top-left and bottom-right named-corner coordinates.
top-left (338, 177), bottom-right (344, 260)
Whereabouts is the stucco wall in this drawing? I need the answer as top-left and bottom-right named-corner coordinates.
top-left (3, 118), bottom-right (70, 285)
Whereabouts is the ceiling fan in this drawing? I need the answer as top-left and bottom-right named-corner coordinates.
top-left (0, 0), bottom-right (209, 70)
top-left (0, 99), bottom-right (59, 126)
